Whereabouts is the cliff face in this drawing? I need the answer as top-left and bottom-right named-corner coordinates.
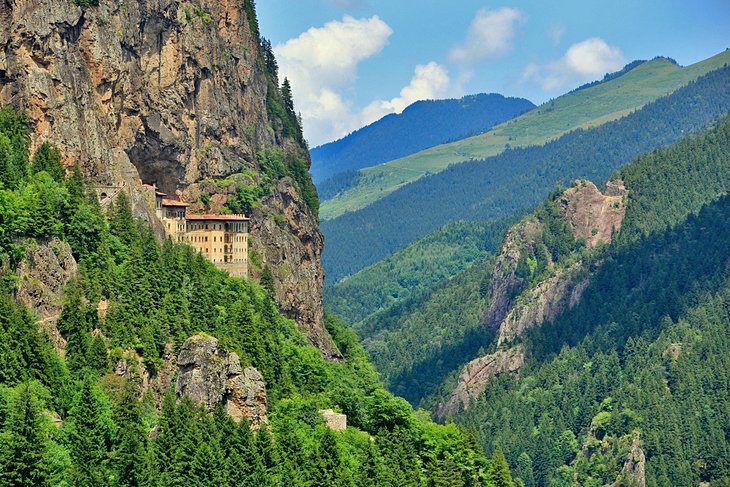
top-left (438, 180), bottom-right (627, 418)
top-left (176, 334), bottom-right (268, 428)
top-left (1, 0), bottom-right (335, 356)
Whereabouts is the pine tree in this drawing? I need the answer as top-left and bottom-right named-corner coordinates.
top-left (112, 382), bottom-right (147, 487)
top-left (260, 265), bottom-right (276, 296)
top-left (357, 442), bottom-right (386, 487)
top-left (67, 376), bottom-right (110, 487)
top-left (109, 191), bottom-right (138, 249)
top-left (88, 332), bottom-right (109, 374)
top-left (310, 428), bottom-right (351, 487)
top-left (31, 141), bottom-right (64, 182)
top-left (488, 449), bottom-right (515, 487)
top-left (379, 426), bottom-right (421, 487)
top-left (515, 452), bottom-right (535, 487)
top-left (281, 78), bottom-right (295, 115)
top-left (0, 384), bottom-right (49, 487)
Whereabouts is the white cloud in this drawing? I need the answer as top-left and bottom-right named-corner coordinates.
top-left (362, 62), bottom-right (453, 126)
top-left (448, 8), bottom-right (525, 67)
top-left (549, 25), bottom-right (566, 46)
top-left (275, 15), bottom-right (393, 145)
top-left (523, 37), bottom-right (625, 91)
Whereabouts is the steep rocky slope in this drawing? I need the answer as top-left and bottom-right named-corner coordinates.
top-left (437, 180), bottom-right (627, 418)
top-left (0, 0), bottom-right (337, 357)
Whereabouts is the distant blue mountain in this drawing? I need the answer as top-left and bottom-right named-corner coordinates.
top-left (310, 93), bottom-right (535, 183)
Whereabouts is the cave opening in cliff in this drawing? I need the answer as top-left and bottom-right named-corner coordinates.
top-left (127, 127), bottom-right (184, 197)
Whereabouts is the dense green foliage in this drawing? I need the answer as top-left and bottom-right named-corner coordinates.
top-left (311, 94), bottom-right (535, 184)
top-left (0, 106), bottom-right (510, 486)
top-left (325, 215), bottom-right (518, 317)
top-left (431, 117), bottom-right (730, 485)
top-left (226, 148), bottom-right (319, 215)
top-left (322, 64), bottom-right (730, 283)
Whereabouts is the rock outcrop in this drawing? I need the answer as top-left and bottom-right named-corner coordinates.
top-left (559, 180), bottom-right (627, 248)
top-left (440, 180), bottom-right (628, 418)
top-left (496, 263), bottom-right (589, 347)
top-left (610, 434), bottom-right (646, 487)
top-left (15, 237), bottom-right (77, 353)
top-left (1, 0), bottom-right (334, 357)
top-left (175, 334), bottom-right (267, 428)
top-left (436, 345), bottom-right (524, 419)
top-left (484, 217), bottom-right (543, 332)
top-left (251, 178), bottom-right (339, 359)
top-left (16, 237), bottom-right (77, 321)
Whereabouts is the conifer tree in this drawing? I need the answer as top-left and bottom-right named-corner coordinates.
top-left (112, 382), bottom-right (147, 487)
top-left (67, 376), bottom-right (110, 487)
top-left (0, 384), bottom-right (49, 487)
top-left (378, 426), bottom-right (421, 487)
top-left (31, 141), bottom-right (64, 182)
top-left (357, 442), bottom-right (386, 487)
top-left (488, 449), bottom-right (515, 487)
top-left (310, 428), bottom-right (352, 487)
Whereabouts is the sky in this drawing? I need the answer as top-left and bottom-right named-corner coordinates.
top-left (256, 0), bottom-right (730, 147)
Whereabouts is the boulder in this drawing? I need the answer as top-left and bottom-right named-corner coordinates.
top-left (176, 334), bottom-right (267, 428)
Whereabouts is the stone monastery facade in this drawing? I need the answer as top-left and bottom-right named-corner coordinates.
top-left (146, 185), bottom-right (249, 278)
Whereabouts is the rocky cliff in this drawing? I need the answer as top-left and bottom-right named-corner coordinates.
top-left (176, 334), bottom-right (268, 428)
top-left (436, 345), bottom-right (524, 419)
top-left (438, 180), bottom-right (627, 418)
top-left (0, 0), bottom-right (337, 357)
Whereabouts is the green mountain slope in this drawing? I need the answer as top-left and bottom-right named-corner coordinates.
top-left (354, 115), bottom-right (730, 410)
top-left (324, 214), bottom-right (519, 325)
top-left (322, 65), bottom-right (730, 284)
top-left (453, 175), bottom-right (730, 487)
top-left (320, 50), bottom-right (730, 221)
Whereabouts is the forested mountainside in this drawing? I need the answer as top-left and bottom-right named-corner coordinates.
top-left (0, 92), bottom-right (513, 487)
top-left (342, 117), bottom-right (730, 486)
top-left (0, 1), bottom-right (523, 485)
top-left (318, 51), bottom-right (730, 221)
top-left (337, 114), bottom-right (730, 420)
top-left (322, 64), bottom-right (730, 284)
top-left (311, 93), bottom-right (535, 184)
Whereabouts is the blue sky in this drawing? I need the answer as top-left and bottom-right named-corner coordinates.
top-left (257, 0), bottom-right (730, 146)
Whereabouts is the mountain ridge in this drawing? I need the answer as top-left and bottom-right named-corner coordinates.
top-left (320, 50), bottom-right (730, 220)
top-left (310, 93), bottom-right (535, 184)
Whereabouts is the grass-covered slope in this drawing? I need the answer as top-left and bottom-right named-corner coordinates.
top-left (310, 93), bottom-right (535, 184)
top-left (322, 64), bottom-right (730, 284)
top-left (320, 50), bottom-right (730, 220)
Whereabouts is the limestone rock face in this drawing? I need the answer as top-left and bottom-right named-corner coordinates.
top-left (1, 0), bottom-right (333, 356)
top-left (176, 334), bottom-right (267, 428)
top-left (497, 263), bottom-right (589, 347)
top-left (610, 435), bottom-right (646, 487)
top-left (436, 346), bottom-right (524, 419)
top-left (559, 179), bottom-right (627, 247)
top-left (15, 237), bottom-right (77, 354)
top-left (484, 218), bottom-right (543, 331)
top-left (251, 178), bottom-right (340, 359)
top-left (16, 237), bottom-right (77, 321)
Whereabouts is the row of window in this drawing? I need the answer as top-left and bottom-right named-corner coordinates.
top-left (191, 247), bottom-right (247, 255)
top-left (187, 222), bottom-right (249, 232)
